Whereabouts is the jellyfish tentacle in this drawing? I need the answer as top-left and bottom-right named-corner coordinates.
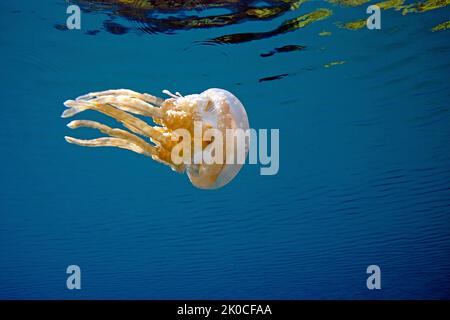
top-left (163, 89), bottom-right (183, 99)
top-left (90, 95), bottom-right (164, 119)
top-left (61, 100), bottom-right (91, 118)
top-left (76, 89), bottom-right (164, 107)
top-left (65, 136), bottom-right (146, 155)
top-left (67, 120), bottom-right (157, 156)
top-left (66, 120), bottom-right (182, 171)
top-left (62, 100), bottom-right (167, 144)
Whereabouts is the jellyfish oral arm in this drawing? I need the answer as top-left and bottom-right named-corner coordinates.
top-left (62, 92), bottom-right (182, 171)
top-left (66, 120), bottom-right (157, 156)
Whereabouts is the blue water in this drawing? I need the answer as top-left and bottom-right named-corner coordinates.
top-left (0, 1), bottom-right (449, 299)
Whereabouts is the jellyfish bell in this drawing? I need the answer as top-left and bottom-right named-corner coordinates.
top-left (180, 88), bottom-right (249, 189)
top-left (62, 88), bottom-right (249, 189)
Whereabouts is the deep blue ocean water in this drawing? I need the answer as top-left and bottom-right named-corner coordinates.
top-left (0, 0), bottom-right (449, 299)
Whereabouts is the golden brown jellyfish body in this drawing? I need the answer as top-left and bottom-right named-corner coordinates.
top-left (62, 88), bottom-right (249, 189)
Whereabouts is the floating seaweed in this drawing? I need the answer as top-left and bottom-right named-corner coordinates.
top-left (338, 0), bottom-right (450, 29)
top-left (319, 31), bottom-right (332, 36)
top-left (402, 0), bottom-right (450, 14)
top-left (375, 0), bottom-right (405, 10)
top-left (336, 0), bottom-right (406, 31)
top-left (327, 0), bottom-right (371, 6)
top-left (431, 20), bottom-right (450, 32)
top-left (204, 8), bottom-right (332, 44)
top-left (324, 60), bottom-right (346, 68)
top-left (337, 19), bottom-right (366, 30)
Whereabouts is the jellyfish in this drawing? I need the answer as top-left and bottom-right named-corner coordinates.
top-left (62, 88), bottom-right (249, 189)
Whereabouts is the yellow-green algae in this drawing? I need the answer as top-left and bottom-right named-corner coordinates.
top-left (246, 0), bottom-right (307, 18)
top-left (327, 0), bottom-right (370, 6)
top-left (431, 20), bottom-right (450, 32)
top-left (338, 0), bottom-right (406, 31)
top-left (205, 8), bottom-right (333, 44)
top-left (337, 19), bottom-right (366, 30)
top-left (324, 60), bottom-right (346, 68)
top-left (375, 0), bottom-right (405, 10)
top-left (245, 6), bottom-right (286, 19)
top-left (402, 0), bottom-right (450, 14)
top-left (337, 0), bottom-right (450, 26)
top-left (279, 8), bottom-right (333, 32)
top-left (289, 0), bottom-right (309, 10)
